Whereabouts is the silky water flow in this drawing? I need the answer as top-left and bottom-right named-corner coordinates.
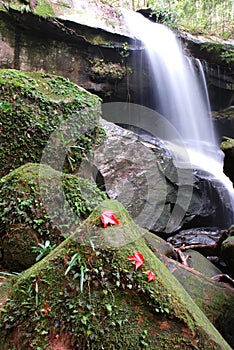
top-left (122, 9), bottom-right (234, 227)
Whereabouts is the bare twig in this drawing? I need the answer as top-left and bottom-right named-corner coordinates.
top-left (211, 274), bottom-right (234, 287)
top-left (179, 243), bottom-right (217, 251)
top-left (175, 248), bottom-right (191, 267)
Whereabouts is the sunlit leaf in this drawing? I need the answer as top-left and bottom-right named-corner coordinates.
top-left (100, 210), bottom-right (120, 228)
top-left (127, 251), bottom-right (144, 270)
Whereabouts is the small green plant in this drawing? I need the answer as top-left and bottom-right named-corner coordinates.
top-left (90, 57), bottom-right (127, 81)
top-left (65, 252), bottom-right (88, 292)
top-left (140, 330), bottom-right (150, 348)
top-left (220, 50), bottom-right (234, 63)
top-left (120, 42), bottom-right (130, 58)
top-left (32, 240), bottom-right (56, 262)
top-left (0, 272), bottom-right (22, 301)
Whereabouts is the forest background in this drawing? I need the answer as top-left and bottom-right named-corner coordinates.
top-left (102, 0), bottom-right (233, 39)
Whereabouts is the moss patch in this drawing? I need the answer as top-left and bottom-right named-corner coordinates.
top-left (2, 0), bottom-right (55, 17)
top-left (0, 69), bottom-right (105, 177)
top-left (221, 136), bottom-right (234, 150)
top-left (34, 0), bottom-right (56, 17)
top-left (0, 200), bottom-right (231, 349)
top-left (220, 136), bottom-right (234, 185)
top-left (0, 163), bottom-right (106, 271)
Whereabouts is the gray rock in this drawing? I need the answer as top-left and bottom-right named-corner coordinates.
top-left (168, 227), bottom-right (223, 253)
top-left (181, 249), bottom-right (222, 277)
top-left (221, 235), bottom-right (234, 277)
top-left (79, 119), bottom-right (233, 232)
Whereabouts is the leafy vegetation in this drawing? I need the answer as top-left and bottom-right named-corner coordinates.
top-left (1, 0), bottom-right (56, 17)
top-left (32, 240), bottom-right (57, 262)
top-left (0, 200), bottom-right (230, 349)
top-left (102, 0), bottom-right (234, 39)
top-left (0, 69), bottom-right (106, 177)
top-left (0, 163), bottom-right (106, 271)
top-left (90, 58), bottom-right (128, 82)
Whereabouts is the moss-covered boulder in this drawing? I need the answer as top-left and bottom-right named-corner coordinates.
top-left (145, 232), bottom-right (234, 347)
top-left (220, 136), bottom-right (234, 185)
top-left (0, 200), bottom-right (232, 349)
top-left (221, 235), bottom-right (234, 278)
top-left (0, 69), bottom-right (105, 178)
top-left (0, 163), bottom-right (106, 271)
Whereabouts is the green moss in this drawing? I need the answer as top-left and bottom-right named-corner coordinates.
top-left (1, 0), bottom-right (55, 17)
top-left (34, 0), bottom-right (55, 17)
top-left (0, 69), bottom-right (105, 177)
top-left (221, 136), bottom-right (234, 150)
top-left (88, 34), bottom-right (115, 47)
top-left (0, 200), bottom-right (231, 349)
top-left (151, 244), bottom-right (234, 348)
top-left (0, 69), bottom-right (100, 103)
top-left (0, 163), bottom-right (106, 237)
top-left (0, 163), bottom-right (106, 270)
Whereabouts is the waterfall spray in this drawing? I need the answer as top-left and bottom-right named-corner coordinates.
top-left (122, 9), bottom-right (234, 226)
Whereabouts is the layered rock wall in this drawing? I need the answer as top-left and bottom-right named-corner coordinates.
top-left (0, 2), bottom-right (233, 111)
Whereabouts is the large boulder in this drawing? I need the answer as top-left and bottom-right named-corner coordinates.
top-left (220, 135), bottom-right (234, 185)
top-left (0, 200), bottom-right (232, 349)
top-left (0, 69), bottom-right (105, 178)
top-left (0, 163), bottom-right (106, 271)
top-left (145, 231), bottom-right (234, 348)
top-left (79, 119), bottom-right (233, 232)
top-left (221, 226), bottom-right (234, 278)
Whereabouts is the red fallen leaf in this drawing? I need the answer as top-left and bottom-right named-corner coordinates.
top-left (100, 210), bottom-right (120, 228)
top-left (44, 300), bottom-right (51, 316)
top-left (127, 251), bottom-right (144, 270)
top-left (143, 270), bottom-right (156, 282)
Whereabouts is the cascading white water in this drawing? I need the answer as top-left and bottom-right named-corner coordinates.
top-left (123, 10), bottom-right (218, 156)
top-left (122, 9), bottom-right (234, 224)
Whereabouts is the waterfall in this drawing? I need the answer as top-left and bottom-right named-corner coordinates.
top-left (191, 58), bottom-right (211, 115)
top-left (122, 9), bottom-right (234, 225)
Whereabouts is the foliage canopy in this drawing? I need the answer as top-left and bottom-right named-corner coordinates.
top-left (102, 0), bottom-right (233, 39)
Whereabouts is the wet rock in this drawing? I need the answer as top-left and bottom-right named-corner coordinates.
top-left (145, 230), bottom-right (234, 348)
top-left (136, 7), bottom-right (175, 24)
top-left (80, 119), bottom-right (233, 232)
top-left (180, 249), bottom-right (222, 277)
top-left (0, 2), bottom-right (137, 104)
top-left (81, 119), bottom-right (169, 232)
top-left (220, 135), bottom-right (234, 185)
top-left (167, 228), bottom-right (224, 255)
top-left (221, 235), bottom-right (234, 278)
top-left (1, 224), bottom-right (38, 271)
top-left (0, 163), bottom-right (106, 271)
top-left (145, 231), bottom-right (222, 276)
top-left (214, 107), bottom-right (234, 139)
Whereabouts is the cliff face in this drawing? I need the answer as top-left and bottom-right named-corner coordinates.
top-left (0, 1), bottom-right (233, 111)
top-left (0, 1), bottom-right (137, 103)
